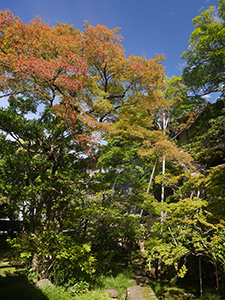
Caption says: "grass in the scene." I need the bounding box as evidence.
[0,247,15,276]
[42,286,111,300]
[43,271,133,300]
[0,247,10,262]
[93,271,133,300]
[0,263,17,276]
[0,244,133,300]
[0,273,113,300]
[0,246,22,277]
[0,270,133,300]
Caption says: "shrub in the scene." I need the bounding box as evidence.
[8,231,96,285]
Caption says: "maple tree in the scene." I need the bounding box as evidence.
[98,76,205,284]
[102,72,221,294]
[0,10,166,280]
[0,4,224,297]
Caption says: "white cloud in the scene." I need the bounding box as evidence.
[202,94,211,100]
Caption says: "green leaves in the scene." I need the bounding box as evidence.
[9,231,96,284]
[181,3,225,96]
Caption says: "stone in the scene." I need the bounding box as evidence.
[135,276,150,285]
[127,285,158,300]
[102,288,119,298]
[35,279,54,289]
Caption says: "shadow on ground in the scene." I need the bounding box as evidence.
[0,273,49,300]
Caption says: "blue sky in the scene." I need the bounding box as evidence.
[0,0,219,78]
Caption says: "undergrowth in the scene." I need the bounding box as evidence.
[0,270,133,300]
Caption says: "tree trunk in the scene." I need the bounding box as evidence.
[156,115,168,281]
[199,256,203,296]
[157,154,165,281]
[160,154,165,226]
[32,253,39,274]
[147,160,157,194]
[156,256,162,281]
[160,114,167,219]
[140,160,157,217]
[214,261,219,288]
[55,198,72,234]
[161,154,165,204]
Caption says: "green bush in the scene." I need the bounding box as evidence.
[196,289,224,300]
[8,231,96,285]
[156,285,191,300]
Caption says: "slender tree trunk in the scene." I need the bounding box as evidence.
[30,201,35,233]
[161,114,167,208]
[158,154,165,281]
[34,195,45,232]
[158,115,167,280]
[147,160,157,194]
[161,154,165,203]
[214,261,219,288]
[168,226,178,246]
[157,256,162,281]
[199,256,203,296]
[160,154,165,225]
[55,198,72,234]
[140,160,157,217]
[32,253,39,274]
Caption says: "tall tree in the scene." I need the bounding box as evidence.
[0,10,166,280]
[181,0,225,97]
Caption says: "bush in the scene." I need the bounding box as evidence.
[157,285,191,300]
[8,231,96,285]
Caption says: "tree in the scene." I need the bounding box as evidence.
[181,0,225,97]
[97,75,205,284]
[178,2,225,293]
[186,99,225,173]
[0,10,166,280]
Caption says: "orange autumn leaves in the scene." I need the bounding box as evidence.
[0,10,169,154]
[0,10,87,96]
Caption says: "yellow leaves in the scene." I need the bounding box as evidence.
[166,197,206,216]
[94,96,113,113]
[88,79,114,113]
[177,264,188,278]
[198,218,217,230]
[139,138,193,170]
[127,54,166,90]
[155,173,180,187]
[158,140,193,167]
